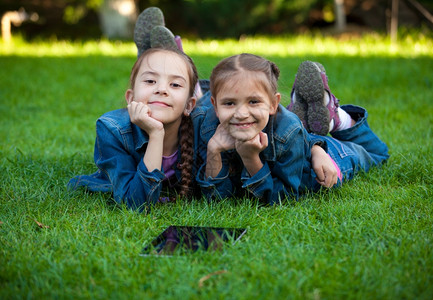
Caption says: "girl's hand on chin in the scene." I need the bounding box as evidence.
[209,124,236,153]
[127,101,164,135]
[235,131,268,158]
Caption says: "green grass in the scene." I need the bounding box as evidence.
[1,33,432,299]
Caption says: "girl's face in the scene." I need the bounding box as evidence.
[125,51,195,126]
[212,72,280,141]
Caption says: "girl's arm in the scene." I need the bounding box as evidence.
[235,131,267,176]
[239,126,307,204]
[128,101,164,172]
[95,116,165,210]
[197,124,237,200]
[205,124,235,178]
[311,145,339,188]
[205,139,224,178]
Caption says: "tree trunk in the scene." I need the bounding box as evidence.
[390,0,399,43]
[98,0,138,39]
[334,0,346,31]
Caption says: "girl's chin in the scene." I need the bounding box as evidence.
[229,131,259,142]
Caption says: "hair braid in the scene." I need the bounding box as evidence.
[178,114,194,198]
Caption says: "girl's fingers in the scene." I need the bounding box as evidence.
[259,132,268,148]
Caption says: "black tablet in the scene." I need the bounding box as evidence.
[140,226,247,256]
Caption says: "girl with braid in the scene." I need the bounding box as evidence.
[69,45,199,210]
[69,8,205,210]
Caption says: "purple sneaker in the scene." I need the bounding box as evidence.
[294,61,341,136]
[134,7,165,57]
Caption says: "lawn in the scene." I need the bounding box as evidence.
[1,33,432,299]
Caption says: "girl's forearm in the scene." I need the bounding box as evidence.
[241,155,263,177]
[205,149,223,178]
[143,134,164,172]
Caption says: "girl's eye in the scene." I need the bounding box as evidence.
[144,79,155,84]
[222,101,234,106]
[249,99,260,104]
[171,83,182,88]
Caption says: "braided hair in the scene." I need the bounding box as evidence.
[178,114,195,197]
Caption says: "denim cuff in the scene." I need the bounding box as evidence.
[332,105,368,139]
[67,171,113,193]
[196,162,230,187]
[341,104,367,124]
[309,135,329,152]
[137,159,165,183]
[241,162,271,189]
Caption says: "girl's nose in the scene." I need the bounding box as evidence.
[234,104,249,118]
[154,83,168,96]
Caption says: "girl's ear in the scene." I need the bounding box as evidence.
[125,89,133,104]
[184,96,197,116]
[269,93,281,115]
[211,96,219,117]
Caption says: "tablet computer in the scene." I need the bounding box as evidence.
[140,226,247,256]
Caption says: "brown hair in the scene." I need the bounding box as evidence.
[129,47,198,97]
[129,47,198,199]
[209,53,280,100]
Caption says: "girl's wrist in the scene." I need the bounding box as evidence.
[241,155,263,176]
[148,129,165,140]
[208,138,223,155]
[311,144,325,154]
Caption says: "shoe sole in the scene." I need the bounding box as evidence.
[289,97,309,130]
[134,7,165,57]
[295,61,330,135]
[150,26,178,50]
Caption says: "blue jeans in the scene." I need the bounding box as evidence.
[321,105,389,184]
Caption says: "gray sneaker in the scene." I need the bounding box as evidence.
[150,26,178,51]
[134,7,165,57]
[288,61,341,135]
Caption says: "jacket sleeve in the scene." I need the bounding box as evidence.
[94,117,165,210]
[196,162,236,200]
[240,126,307,205]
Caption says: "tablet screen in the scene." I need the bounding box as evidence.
[140,226,247,256]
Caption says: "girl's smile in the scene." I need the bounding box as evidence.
[231,121,256,128]
[149,101,171,107]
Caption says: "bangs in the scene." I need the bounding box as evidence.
[216,71,273,99]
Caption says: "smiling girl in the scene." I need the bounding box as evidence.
[69,47,199,210]
[194,54,389,204]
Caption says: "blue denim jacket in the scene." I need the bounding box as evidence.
[191,93,327,205]
[68,80,212,210]
[68,108,187,210]
[192,93,389,205]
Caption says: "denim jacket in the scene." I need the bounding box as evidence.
[191,95,327,205]
[68,108,187,210]
[68,81,212,210]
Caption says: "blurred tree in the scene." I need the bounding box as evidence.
[143,0,318,38]
[333,0,346,31]
[98,0,138,39]
[64,0,138,39]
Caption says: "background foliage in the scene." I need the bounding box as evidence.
[1,0,433,39]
